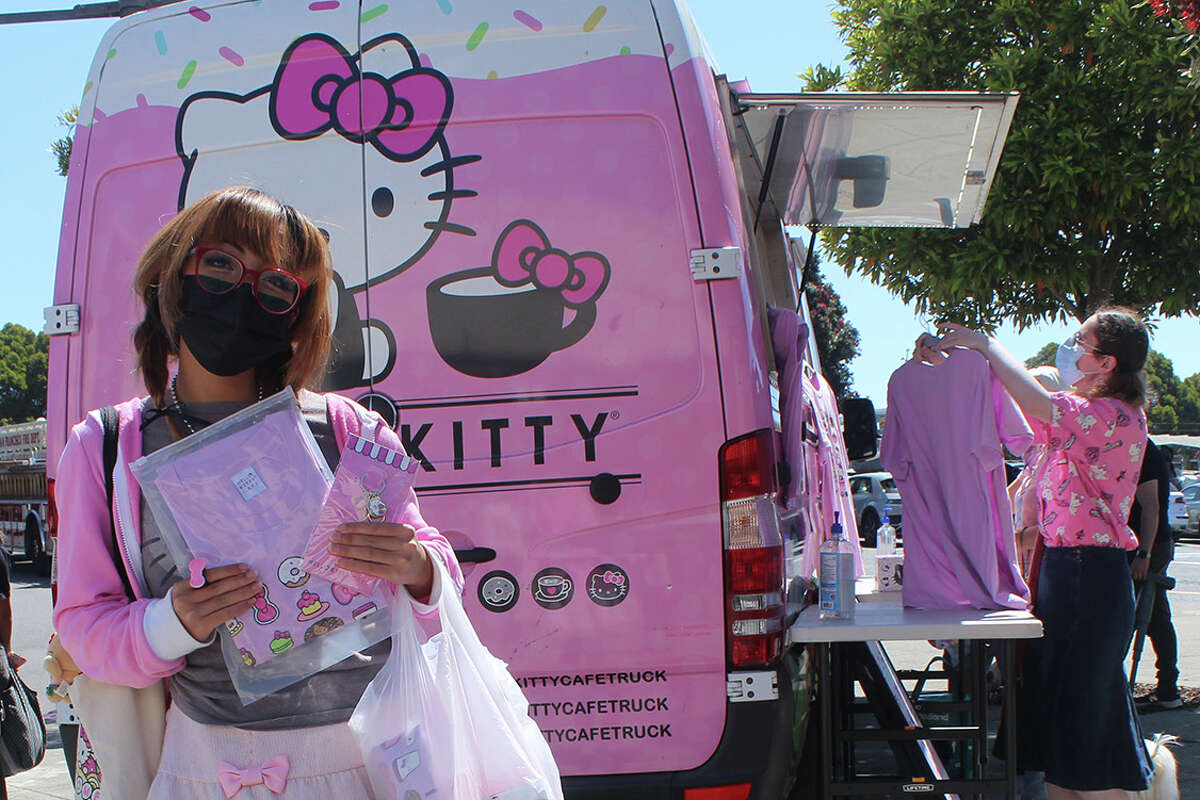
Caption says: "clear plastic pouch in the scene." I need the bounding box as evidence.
[130,388,392,704]
[301,434,420,596]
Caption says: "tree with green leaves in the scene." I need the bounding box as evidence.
[805,261,861,401]
[811,0,1200,329]
[1143,350,1200,433]
[50,107,77,177]
[0,324,49,424]
[1026,341,1060,369]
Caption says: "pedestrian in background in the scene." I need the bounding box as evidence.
[1131,438,1181,709]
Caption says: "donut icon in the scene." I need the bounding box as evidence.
[277,556,310,589]
[477,570,518,613]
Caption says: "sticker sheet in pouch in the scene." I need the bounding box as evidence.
[301,434,420,595]
[131,389,393,703]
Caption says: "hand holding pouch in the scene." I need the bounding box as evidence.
[301,434,420,595]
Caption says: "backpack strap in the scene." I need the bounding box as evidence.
[99,406,136,603]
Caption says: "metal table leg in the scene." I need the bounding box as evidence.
[1004,639,1017,799]
[820,642,833,800]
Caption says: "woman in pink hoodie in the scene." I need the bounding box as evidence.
[52,186,462,799]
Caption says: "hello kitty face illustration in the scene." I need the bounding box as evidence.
[177,32,480,388]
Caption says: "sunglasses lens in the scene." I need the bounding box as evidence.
[256,270,301,314]
[195,250,242,294]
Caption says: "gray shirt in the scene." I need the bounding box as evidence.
[139,390,389,730]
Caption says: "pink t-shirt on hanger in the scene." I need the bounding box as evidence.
[881,350,1032,610]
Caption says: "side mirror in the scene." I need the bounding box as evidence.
[842,397,878,461]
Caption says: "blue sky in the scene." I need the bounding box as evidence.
[0,0,1195,408]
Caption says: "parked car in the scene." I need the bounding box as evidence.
[850,472,902,547]
[1180,483,1200,537]
[1168,489,1190,534]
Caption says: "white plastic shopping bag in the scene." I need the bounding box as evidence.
[350,558,563,800]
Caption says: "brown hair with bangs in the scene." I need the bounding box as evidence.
[1083,306,1149,408]
[132,186,332,406]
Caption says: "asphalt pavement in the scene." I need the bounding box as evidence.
[7,540,1200,797]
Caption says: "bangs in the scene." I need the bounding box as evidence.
[193,188,327,282]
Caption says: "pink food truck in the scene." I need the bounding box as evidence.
[43,1,1017,796]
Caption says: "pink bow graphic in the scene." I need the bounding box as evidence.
[217,755,290,798]
[270,33,451,162]
[603,570,626,586]
[492,220,611,308]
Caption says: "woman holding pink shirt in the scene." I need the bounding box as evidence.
[917,308,1153,799]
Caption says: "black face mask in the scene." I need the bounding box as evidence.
[177,277,294,377]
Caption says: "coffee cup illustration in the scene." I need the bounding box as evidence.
[535,574,571,601]
[427,219,610,378]
[531,567,574,609]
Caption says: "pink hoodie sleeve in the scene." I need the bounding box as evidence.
[52,415,185,687]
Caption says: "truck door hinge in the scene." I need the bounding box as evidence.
[44,304,80,335]
[726,671,779,702]
[690,247,743,280]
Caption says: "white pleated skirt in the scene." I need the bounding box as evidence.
[148,704,377,799]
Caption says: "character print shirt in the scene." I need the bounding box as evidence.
[1036,392,1147,550]
[881,350,1032,610]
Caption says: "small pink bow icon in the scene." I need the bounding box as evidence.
[603,570,626,586]
[270,33,451,162]
[217,755,290,797]
[492,219,611,308]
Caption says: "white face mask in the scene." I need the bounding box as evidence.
[1055,334,1100,388]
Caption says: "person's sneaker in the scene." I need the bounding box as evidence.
[1135,690,1183,709]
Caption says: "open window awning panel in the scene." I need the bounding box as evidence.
[735,92,1020,229]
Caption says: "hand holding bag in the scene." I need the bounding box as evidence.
[0,643,46,777]
[350,558,563,800]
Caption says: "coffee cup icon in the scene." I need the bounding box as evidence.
[534,574,571,602]
[426,220,610,378]
[531,568,574,609]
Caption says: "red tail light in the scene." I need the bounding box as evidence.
[47,478,58,603]
[683,784,752,800]
[718,430,784,668]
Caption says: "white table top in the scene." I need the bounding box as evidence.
[790,602,1043,643]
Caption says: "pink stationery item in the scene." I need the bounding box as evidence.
[217,754,290,798]
[365,726,438,800]
[301,434,421,595]
[188,557,207,588]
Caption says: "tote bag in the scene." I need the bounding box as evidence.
[350,559,562,800]
[0,643,46,777]
[60,405,166,800]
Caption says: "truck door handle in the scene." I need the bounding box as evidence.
[454,546,497,564]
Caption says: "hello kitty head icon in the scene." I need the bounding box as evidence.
[176,32,481,387]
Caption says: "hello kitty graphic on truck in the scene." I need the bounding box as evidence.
[178,30,479,389]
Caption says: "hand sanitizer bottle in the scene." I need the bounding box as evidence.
[877,508,896,555]
[819,512,855,620]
